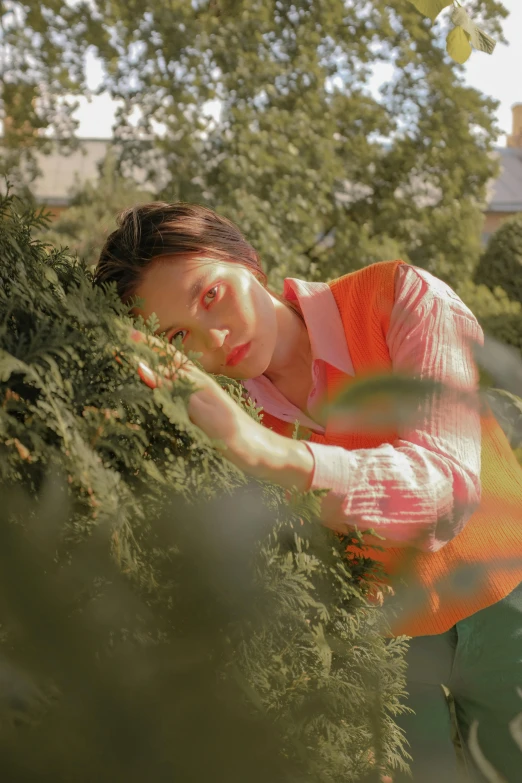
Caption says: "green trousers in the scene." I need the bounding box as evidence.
[392,580,522,783]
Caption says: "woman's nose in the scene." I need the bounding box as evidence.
[207,328,229,350]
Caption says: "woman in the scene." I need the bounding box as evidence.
[93,202,522,783]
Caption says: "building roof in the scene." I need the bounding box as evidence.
[28,138,156,206]
[9,138,522,214]
[30,139,110,206]
[486,147,522,213]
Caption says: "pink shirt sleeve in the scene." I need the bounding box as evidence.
[304,264,484,552]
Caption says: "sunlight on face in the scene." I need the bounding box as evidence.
[131,257,280,379]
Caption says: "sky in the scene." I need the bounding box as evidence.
[73,1,522,145]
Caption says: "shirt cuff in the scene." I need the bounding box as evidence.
[304,440,353,494]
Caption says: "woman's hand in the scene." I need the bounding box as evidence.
[127,328,273,476]
[123,327,315,493]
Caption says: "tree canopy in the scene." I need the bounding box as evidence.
[2,0,509,287]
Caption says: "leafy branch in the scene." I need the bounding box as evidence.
[407,0,498,64]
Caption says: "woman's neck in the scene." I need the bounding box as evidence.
[263,299,312,386]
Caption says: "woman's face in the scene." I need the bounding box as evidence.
[131,257,281,380]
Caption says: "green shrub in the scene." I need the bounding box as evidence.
[0,189,410,782]
[456,278,522,357]
[474,214,522,304]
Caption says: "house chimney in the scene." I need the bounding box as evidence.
[507,103,522,148]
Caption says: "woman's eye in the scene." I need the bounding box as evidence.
[169,285,219,344]
[171,330,186,344]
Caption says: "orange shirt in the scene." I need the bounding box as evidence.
[253,260,522,638]
[242,263,482,552]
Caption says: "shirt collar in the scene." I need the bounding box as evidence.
[281,277,353,375]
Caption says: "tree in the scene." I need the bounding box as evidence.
[474,213,522,304]
[3,0,509,289]
[457,275,522,356]
[454,274,522,465]
[449,214,522,368]
[0,188,410,781]
[0,0,115,191]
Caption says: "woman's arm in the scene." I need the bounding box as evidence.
[253,265,483,553]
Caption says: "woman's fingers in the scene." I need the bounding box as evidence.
[129,328,145,343]
[128,327,195,392]
[137,362,160,389]
[129,327,188,365]
[130,328,166,355]
[137,358,191,389]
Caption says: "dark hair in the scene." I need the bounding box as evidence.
[93,201,304,323]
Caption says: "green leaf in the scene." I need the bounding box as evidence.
[451,7,497,54]
[509,699,522,754]
[484,388,522,449]
[43,266,59,285]
[408,0,452,22]
[0,351,30,382]
[446,25,473,64]
[319,373,447,434]
[312,623,332,676]
[141,457,168,484]
[473,26,497,55]
[487,388,522,417]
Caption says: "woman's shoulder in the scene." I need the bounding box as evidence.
[395,264,478,321]
[326,259,406,296]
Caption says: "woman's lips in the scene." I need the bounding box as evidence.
[225,341,251,367]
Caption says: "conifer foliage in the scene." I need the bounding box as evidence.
[474,214,522,306]
[0,191,410,782]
